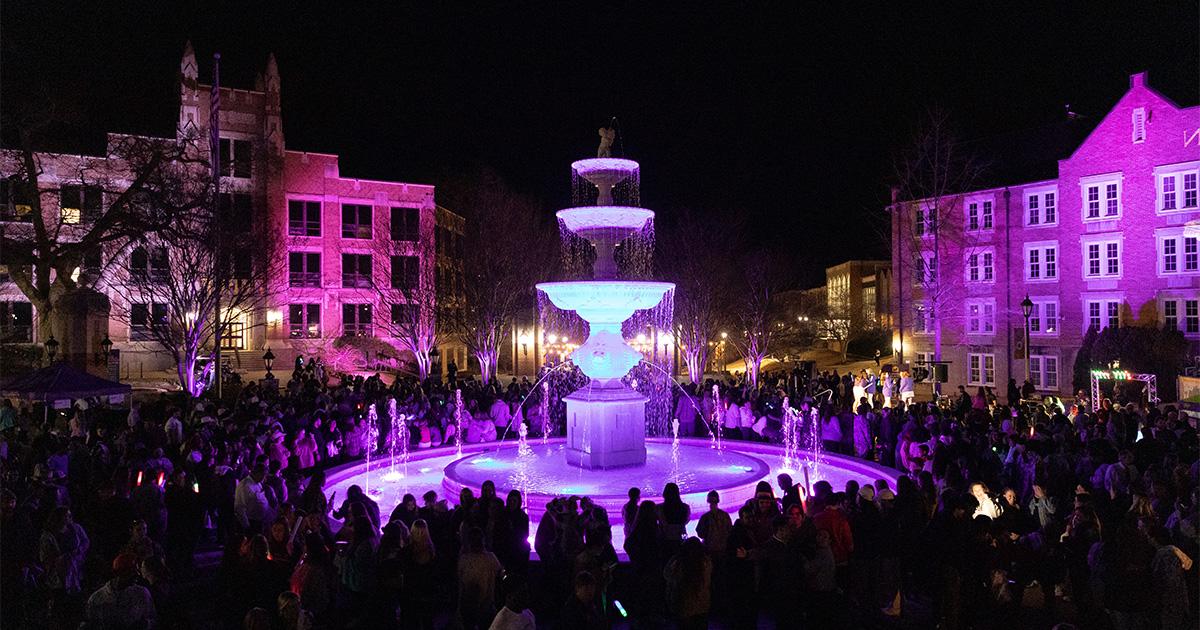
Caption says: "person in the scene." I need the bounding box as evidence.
[488,574,535,630]
[696,490,732,557]
[663,537,712,630]
[560,571,607,630]
[402,520,438,630]
[458,526,503,630]
[621,487,640,539]
[289,533,335,622]
[874,348,882,367]
[40,506,90,597]
[970,482,1003,520]
[658,483,691,547]
[276,591,314,630]
[899,370,915,405]
[84,553,155,630]
[234,462,271,533]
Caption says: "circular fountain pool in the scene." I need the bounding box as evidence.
[323,437,901,553]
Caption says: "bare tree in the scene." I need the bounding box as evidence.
[661,209,738,383]
[735,252,782,387]
[892,109,984,384]
[108,194,284,396]
[439,169,553,384]
[362,231,439,380]
[1,125,210,352]
[817,282,881,363]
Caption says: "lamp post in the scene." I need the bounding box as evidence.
[99,335,113,366]
[262,347,276,379]
[1021,295,1034,392]
[44,335,59,365]
[429,346,441,380]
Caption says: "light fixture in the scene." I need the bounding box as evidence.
[45,335,59,363]
[1021,295,1034,320]
[98,335,113,365]
[262,347,276,379]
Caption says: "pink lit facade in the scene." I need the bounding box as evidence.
[891,72,1200,396]
[0,44,444,375]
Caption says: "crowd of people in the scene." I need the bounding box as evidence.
[0,355,1196,629]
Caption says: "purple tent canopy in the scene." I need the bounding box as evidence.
[0,362,131,402]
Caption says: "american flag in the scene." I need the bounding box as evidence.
[210,53,221,185]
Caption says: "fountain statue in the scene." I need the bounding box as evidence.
[597,125,616,158]
[537,148,673,468]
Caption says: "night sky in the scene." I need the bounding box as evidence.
[3,2,1197,287]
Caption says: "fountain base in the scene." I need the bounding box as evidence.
[564,383,648,469]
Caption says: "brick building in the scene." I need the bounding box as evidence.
[890,72,1200,396]
[1,43,454,377]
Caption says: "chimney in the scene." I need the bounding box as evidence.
[1130,72,1147,89]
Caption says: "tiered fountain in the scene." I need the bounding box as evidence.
[536,157,674,468]
[321,136,900,548]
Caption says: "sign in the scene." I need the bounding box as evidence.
[1013,327,1026,360]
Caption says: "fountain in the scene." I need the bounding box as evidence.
[321,141,900,550]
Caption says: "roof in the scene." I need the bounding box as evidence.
[1,362,131,402]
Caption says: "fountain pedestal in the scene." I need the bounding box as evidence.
[564,383,648,469]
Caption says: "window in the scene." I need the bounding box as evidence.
[1158,167,1200,213]
[1,176,33,222]
[341,204,372,239]
[342,253,372,288]
[914,205,936,236]
[218,193,253,233]
[219,138,252,178]
[0,301,33,342]
[965,300,995,334]
[966,200,993,231]
[913,303,933,334]
[82,249,102,275]
[391,255,419,290]
[1085,298,1121,332]
[391,207,419,241]
[919,253,937,285]
[967,353,995,386]
[966,249,994,282]
[1159,233,1199,275]
[1082,177,1121,220]
[1162,298,1200,335]
[288,252,321,287]
[60,185,102,224]
[1029,299,1059,336]
[1132,107,1146,143]
[288,304,321,338]
[390,303,419,327]
[343,303,372,337]
[1025,242,1058,281]
[1030,355,1059,390]
[230,251,251,280]
[288,200,321,236]
[1026,189,1057,226]
[130,302,168,341]
[1083,239,1120,278]
[130,246,169,283]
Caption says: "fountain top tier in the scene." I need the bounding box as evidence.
[572,158,640,207]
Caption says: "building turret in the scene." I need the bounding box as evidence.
[263,52,284,155]
[178,41,200,137]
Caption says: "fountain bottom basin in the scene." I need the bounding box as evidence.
[324,438,902,551]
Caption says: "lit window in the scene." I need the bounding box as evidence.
[968,353,995,386]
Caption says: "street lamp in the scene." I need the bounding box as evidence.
[1021,295,1034,392]
[44,335,59,364]
[98,335,112,365]
[262,347,276,379]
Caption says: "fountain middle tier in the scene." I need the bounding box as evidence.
[536,280,674,324]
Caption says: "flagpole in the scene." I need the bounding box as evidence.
[211,52,223,400]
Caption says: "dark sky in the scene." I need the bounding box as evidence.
[3,2,1197,286]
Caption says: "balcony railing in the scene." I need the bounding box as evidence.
[289,271,321,288]
[289,220,320,237]
[131,269,170,284]
[289,323,321,339]
[343,323,372,337]
[342,273,372,289]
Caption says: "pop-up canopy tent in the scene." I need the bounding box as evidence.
[1,361,131,403]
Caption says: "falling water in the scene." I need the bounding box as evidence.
[365,403,380,495]
[453,389,466,457]
[539,381,551,445]
[670,418,681,480]
[806,406,825,484]
[383,398,409,483]
[711,384,723,452]
[781,397,800,472]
